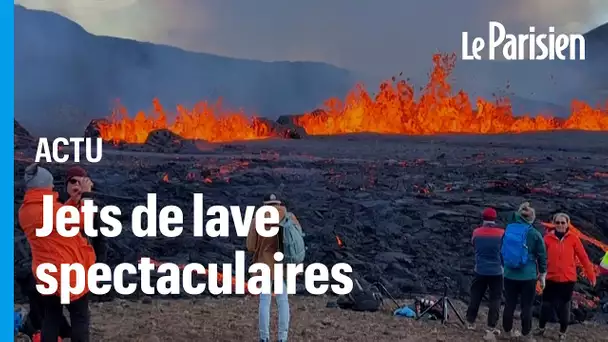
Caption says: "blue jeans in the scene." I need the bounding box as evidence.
[259,290,289,341]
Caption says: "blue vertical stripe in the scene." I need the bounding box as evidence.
[2,3,15,340]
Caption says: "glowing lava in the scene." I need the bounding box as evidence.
[98,99,273,143]
[97,53,608,143]
[296,54,608,135]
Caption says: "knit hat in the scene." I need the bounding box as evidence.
[482,207,497,221]
[518,202,536,223]
[24,163,54,189]
[263,193,281,205]
[66,166,87,183]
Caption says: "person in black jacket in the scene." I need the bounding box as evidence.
[64,166,108,262]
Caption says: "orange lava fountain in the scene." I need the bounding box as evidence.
[98,99,273,144]
[97,53,608,143]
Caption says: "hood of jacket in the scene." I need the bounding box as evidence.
[22,188,59,205]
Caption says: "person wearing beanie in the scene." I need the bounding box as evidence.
[16,164,72,339]
[534,213,596,340]
[247,193,302,342]
[466,207,504,338]
[18,163,96,342]
[64,166,108,264]
[508,201,543,234]
[65,166,89,200]
[501,201,547,341]
[23,164,54,189]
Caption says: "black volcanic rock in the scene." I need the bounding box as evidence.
[255,117,307,139]
[144,129,203,154]
[277,109,326,126]
[14,120,36,149]
[84,119,109,138]
[13,132,608,315]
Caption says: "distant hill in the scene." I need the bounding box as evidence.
[15,4,607,137]
[14,5,356,137]
[584,22,608,48]
[451,21,608,114]
[583,22,608,96]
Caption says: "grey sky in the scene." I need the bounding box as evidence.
[15,0,608,80]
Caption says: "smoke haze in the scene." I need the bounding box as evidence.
[15,0,608,76]
[13,1,608,136]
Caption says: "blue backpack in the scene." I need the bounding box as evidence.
[501,223,532,268]
[280,212,306,263]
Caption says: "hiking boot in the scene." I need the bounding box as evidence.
[466,323,476,330]
[507,330,522,338]
[486,328,501,336]
[558,332,567,341]
[533,328,545,337]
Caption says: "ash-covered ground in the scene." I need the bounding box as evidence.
[13,122,608,308]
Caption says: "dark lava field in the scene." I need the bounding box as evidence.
[13,122,608,305]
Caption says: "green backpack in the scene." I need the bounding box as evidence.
[280,213,306,263]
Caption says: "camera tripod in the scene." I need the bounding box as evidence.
[415,280,465,325]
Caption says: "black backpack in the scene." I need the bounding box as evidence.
[337,278,383,312]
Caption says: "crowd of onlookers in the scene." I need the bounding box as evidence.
[467,202,597,342]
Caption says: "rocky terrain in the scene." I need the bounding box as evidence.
[14,121,608,311]
[15,296,608,341]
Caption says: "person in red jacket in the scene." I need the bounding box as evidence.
[534,213,596,340]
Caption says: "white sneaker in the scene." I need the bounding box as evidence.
[486,328,501,336]
[466,323,476,330]
[483,330,498,341]
[532,328,545,337]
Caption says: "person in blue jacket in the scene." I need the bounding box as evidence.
[466,207,504,338]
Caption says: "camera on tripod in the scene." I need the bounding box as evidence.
[414,277,465,325]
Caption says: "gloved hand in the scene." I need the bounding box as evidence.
[539,273,547,290]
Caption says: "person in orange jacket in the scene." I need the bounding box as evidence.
[534,213,596,341]
[18,163,96,342]
[19,166,108,340]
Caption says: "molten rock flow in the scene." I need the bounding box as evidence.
[95,53,608,144]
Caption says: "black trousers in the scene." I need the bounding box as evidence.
[41,293,90,342]
[466,273,503,328]
[539,280,575,333]
[502,278,537,336]
[16,271,71,338]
